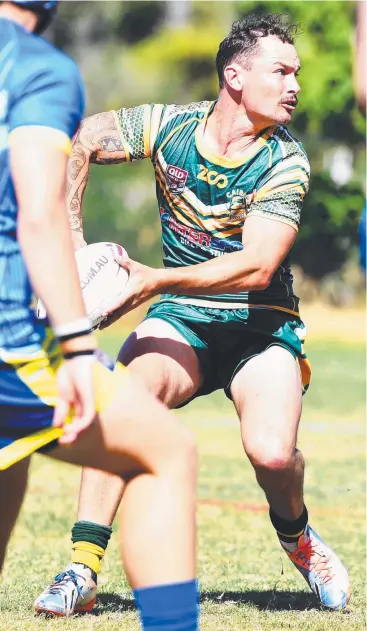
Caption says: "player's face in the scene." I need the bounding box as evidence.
[240,36,301,127]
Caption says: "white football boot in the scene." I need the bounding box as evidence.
[34,563,97,616]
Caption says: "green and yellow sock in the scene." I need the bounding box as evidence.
[71,520,113,574]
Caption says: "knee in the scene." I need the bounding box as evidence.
[245,440,295,475]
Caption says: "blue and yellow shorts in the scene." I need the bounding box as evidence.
[0,332,123,465]
[145,299,311,406]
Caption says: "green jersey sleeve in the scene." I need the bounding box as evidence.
[248,151,310,231]
[115,104,164,162]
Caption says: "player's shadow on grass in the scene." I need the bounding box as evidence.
[92,593,135,614]
[91,589,335,614]
[201,589,318,611]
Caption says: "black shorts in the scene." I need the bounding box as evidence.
[144,299,311,407]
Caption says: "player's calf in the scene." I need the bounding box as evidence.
[35,372,199,627]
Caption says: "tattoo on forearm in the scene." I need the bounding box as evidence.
[69,213,83,233]
[92,113,125,165]
[67,111,125,233]
[95,156,123,165]
[68,146,87,180]
[95,137,124,163]
[68,173,88,233]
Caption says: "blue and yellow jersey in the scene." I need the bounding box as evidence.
[0,18,85,352]
[114,100,310,316]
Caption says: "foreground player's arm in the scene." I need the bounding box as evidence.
[10,53,98,439]
[10,128,95,352]
[11,128,98,439]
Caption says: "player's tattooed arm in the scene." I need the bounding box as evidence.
[67,111,126,235]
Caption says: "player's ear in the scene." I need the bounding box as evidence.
[223,62,244,93]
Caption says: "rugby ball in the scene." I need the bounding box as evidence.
[37,242,129,329]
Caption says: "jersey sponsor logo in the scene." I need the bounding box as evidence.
[160,208,242,256]
[197,165,228,189]
[226,188,248,219]
[166,164,188,193]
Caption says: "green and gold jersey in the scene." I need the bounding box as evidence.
[114,100,310,316]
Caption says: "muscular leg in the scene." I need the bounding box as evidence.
[77,317,202,527]
[230,345,304,520]
[48,368,198,587]
[0,457,30,571]
[32,320,202,621]
[230,344,350,611]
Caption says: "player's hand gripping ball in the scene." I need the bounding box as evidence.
[36,242,129,329]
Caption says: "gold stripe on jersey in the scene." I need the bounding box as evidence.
[250,186,303,230]
[194,106,276,169]
[116,105,151,161]
[143,104,152,157]
[155,162,215,230]
[156,118,201,156]
[269,171,309,189]
[155,158,242,228]
[266,142,274,169]
[155,172,196,229]
[259,125,277,169]
[156,154,230,219]
[258,167,309,196]
[259,166,309,192]
[166,297,300,317]
[112,110,131,163]
[270,154,310,177]
[195,126,270,169]
[255,183,306,202]
[155,165,243,238]
[156,169,242,238]
[259,177,308,198]
[150,104,164,154]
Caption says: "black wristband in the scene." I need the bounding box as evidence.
[63,349,96,360]
[57,329,92,343]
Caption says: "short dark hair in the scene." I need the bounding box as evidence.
[216,13,300,89]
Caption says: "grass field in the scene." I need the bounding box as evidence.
[0,312,365,631]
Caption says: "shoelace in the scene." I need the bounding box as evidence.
[47,570,84,598]
[294,539,336,585]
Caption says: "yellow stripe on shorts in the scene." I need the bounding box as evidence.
[0,356,127,470]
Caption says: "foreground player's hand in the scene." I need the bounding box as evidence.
[99,249,157,329]
[52,355,97,444]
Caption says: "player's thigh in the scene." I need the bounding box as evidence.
[0,457,30,569]
[0,348,195,482]
[230,345,302,465]
[49,366,197,481]
[118,317,203,407]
